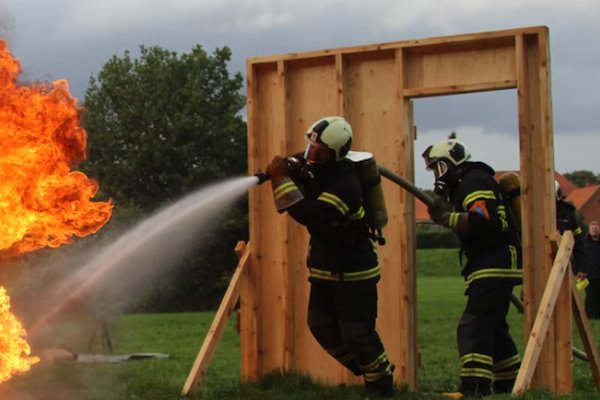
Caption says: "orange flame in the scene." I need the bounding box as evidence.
[0,287,39,383]
[0,40,113,380]
[0,40,112,256]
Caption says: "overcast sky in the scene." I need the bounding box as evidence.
[1,0,599,188]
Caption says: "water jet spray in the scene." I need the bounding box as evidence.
[29,176,257,339]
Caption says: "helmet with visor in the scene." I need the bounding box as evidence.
[304,116,353,165]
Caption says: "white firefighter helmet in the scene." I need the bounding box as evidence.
[422,132,470,177]
[555,179,563,200]
[422,132,471,194]
[304,116,353,164]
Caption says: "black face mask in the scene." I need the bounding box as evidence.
[287,156,315,181]
[428,159,449,196]
[434,179,448,196]
[433,164,459,198]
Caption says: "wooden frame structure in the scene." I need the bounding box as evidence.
[182,26,600,396]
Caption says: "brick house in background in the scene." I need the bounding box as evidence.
[567,184,600,224]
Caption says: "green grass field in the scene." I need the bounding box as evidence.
[3,248,600,399]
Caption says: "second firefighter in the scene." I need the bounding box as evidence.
[422,133,523,398]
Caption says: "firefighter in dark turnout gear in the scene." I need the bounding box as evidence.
[266,116,394,397]
[423,133,522,399]
[555,180,586,275]
[584,221,600,318]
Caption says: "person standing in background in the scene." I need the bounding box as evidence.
[584,220,600,319]
[555,180,586,276]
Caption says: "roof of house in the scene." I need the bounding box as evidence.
[567,184,600,209]
[555,174,579,197]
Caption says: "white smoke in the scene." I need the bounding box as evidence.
[0,3,16,43]
[27,176,257,337]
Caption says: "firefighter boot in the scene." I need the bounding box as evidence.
[365,374,393,398]
[365,363,394,398]
[493,379,515,394]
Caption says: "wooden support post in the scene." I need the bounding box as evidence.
[181,241,251,396]
[512,232,573,395]
[571,275,600,389]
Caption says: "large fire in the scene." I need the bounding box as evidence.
[0,287,38,383]
[0,39,113,381]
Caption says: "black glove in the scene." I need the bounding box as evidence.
[428,198,450,227]
[287,156,313,181]
[266,156,288,182]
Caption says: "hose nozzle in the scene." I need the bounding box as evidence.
[254,171,270,185]
[254,156,309,185]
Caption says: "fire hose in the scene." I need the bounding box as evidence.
[378,165,435,208]
[255,163,589,361]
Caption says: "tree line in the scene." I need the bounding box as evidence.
[80,45,249,312]
[564,171,600,188]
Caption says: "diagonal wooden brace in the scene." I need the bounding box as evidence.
[512,231,573,395]
[181,241,250,396]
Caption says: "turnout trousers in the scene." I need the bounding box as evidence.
[307,281,394,396]
[457,280,521,396]
[585,278,600,319]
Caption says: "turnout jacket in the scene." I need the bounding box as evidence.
[584,234,600,280]
[448,162,522,292]
[556,199,586,274]
[282,160,379,284]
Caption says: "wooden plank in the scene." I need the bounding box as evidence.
[343,49,408,386]
[515,34,533,335]
[516,28,558,390]
[392,46,419,389]
[554,258,572,393]
[403,100,419,389]
[550,231,570,393]
[181,242,251,396]
[513,232,574,396]
[403,43,516,93]
[246,26,547,65]
[535,28,563,392]
[278,60,293,373]
[243,61,261,381]
[249,61,281,379]
[257,60,288,375]
[335,54,345,114]
[284,55,341,382]
[571,276,600,389]
[343,51,396,145]
[403,80,516,98]
[336,53,359,385]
